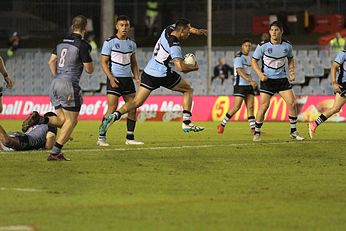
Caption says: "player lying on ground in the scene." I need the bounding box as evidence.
[0,112,57,151]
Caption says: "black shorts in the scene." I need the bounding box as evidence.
[0,86,3,97]
[7,132,30,151]
[107,77,136,96]
[140,71,182,91]
[233,85,255,98]
[260,78,292,96]
[337,82,346,97]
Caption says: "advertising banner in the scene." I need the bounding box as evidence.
[0,95,345,122]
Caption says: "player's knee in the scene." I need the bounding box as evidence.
[128,109,136,119]
[247,105,254,112]
[287,101,296,110]
[332,107,341,114]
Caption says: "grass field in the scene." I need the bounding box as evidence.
[0,120,345,231]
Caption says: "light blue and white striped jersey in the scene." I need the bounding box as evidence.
[233,52,251,86]
[252,40,293,79]
[101,36,136,77]
[144,24,183,77]
[334,50,346,83]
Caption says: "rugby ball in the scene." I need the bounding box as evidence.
[184,53,197,65]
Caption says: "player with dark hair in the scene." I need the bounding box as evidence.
[308,48,346,138]
[251,21,304,142]
[0,55,14,113]
[99,19,207,136]
[217,39,257,134]
[97,15,143,146]
[0,112,57,151]
[22,15,94,160]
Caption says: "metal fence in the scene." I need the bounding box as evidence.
[0,0,345,41]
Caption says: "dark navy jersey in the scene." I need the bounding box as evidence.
[26,124,57,149]
[52,33,92,84]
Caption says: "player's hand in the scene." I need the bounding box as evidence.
[4,76,13,89]
[289,74,295,82]
[197,29,208,36]
[258,72,267,81]
[109,77,119,88]
[193,62,199,71]
[190,28,208,36]
[333,83,342,93]
[250,80,257,89]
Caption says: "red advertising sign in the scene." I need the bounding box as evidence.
[0,95,345,122]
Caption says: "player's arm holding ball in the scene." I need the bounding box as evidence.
[173,56,198,74]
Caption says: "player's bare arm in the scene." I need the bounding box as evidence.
[189,27,208,36]
[287,57,295,82]
[251,58,267,81]
[100,55,119,87]
[331,61,342,93]
[0,56,13,89]
[173,58,199,73]
[48,54,58,76]
[237,68,257,88]
[83,62,94,74]
[130,54,140,85]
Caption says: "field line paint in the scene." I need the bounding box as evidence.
[0,225,35,231]
[1,140,332,154]
[0,187,45,192]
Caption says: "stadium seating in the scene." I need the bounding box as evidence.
[2,48,337,96]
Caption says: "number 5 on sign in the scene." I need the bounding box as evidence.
[212,96,230,121]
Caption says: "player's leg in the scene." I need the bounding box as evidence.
[0,125,22,150]
[218,96,244,134]
[253,92,271,141]
[99,86,152,135]
[123,93,144,145]
[171,78,204,132]
[97,94,119,146]
[48,109,77,161]
[279,89,304,140]
[0,95,3,113]
[244,94,256,133]
[309,93,346,138]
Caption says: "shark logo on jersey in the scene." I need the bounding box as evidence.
[267,48,272,54]
[115,43,120,49]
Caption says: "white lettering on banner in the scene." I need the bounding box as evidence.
[160,101,182,112]
[23,101,54,115]
[79,101,102,115]
[102,101,108,114]
[139,104,158,112]
[2,101,23,115]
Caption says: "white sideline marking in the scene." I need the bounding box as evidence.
[7,140,312,154]
[0,225,35,231]
[0,140,332,154]
[0,187,45,192]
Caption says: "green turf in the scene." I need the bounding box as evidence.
[0,120,345,231]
